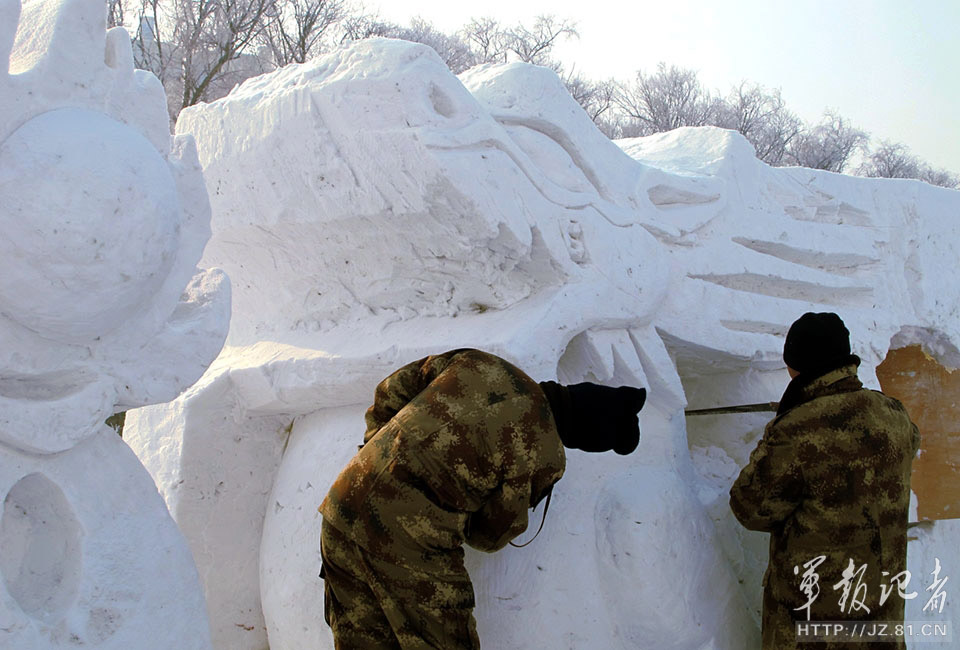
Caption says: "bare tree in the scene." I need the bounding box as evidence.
[337,11,397,41]
[564,71,616,121]
[129,0,277,119]
[503,15,577,68]
[758,105,804,166]
[459,14,577,70]
[262,0,346,66]
[858,140,922,179]
[460,17,508,64]
[784,110,867,173]
[920,167,960,189]
[113,0,959,185]
[180,0,276,109]
[614,63,720,136]
[106,0,125,27]
[716,82,802,165]
[858,141,960,189]
[336,15,477,73]
[132,0,175,100]
[389,17,477,74]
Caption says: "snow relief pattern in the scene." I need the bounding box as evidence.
[0,0,229,454]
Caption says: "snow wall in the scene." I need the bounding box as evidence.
[1,0,230,647]
[124,38,960,649]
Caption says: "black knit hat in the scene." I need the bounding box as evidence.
[783,312,851,375]
[539,381,646,455]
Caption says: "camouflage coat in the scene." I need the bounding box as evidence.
[730,362,919,650]
[319,349,566,568]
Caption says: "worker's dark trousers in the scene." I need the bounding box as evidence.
[320,520,481,650]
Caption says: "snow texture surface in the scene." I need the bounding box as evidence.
[1,0,229,646]
[120,37,959,650]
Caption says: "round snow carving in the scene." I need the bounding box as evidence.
[0,108,181,343]
[0,473,83,622]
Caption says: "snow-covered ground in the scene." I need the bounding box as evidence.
[3,1,959,648]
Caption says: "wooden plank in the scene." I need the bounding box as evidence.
[876,345,960,521]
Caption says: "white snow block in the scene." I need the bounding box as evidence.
[0,430,213,649]
[618,127,960,379]
[1,0,230,455]
[260,406,365,650]
[177,38,664,350]
[124,371,290,650]
[125,343,434,650]
[125,343,396,650]
[1,0,229,647]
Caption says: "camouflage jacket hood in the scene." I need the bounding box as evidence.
[730,362,920,649]
[319,349,566,565]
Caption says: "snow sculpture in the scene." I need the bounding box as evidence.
[0,0,229,647]
[125,38,960,649]
[618,128,960,636]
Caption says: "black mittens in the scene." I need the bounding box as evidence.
[539,381,646,455]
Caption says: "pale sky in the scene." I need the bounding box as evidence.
[369,0,960,175]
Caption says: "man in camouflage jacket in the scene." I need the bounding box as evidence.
[730,313,920,649]
[319,348,646,649]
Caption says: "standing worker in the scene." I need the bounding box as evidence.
[730,313,920,649]
[318,348,646,649]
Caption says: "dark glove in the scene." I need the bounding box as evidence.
[540,381,646,455]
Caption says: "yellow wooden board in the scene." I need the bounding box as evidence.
[876,345,960,521]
